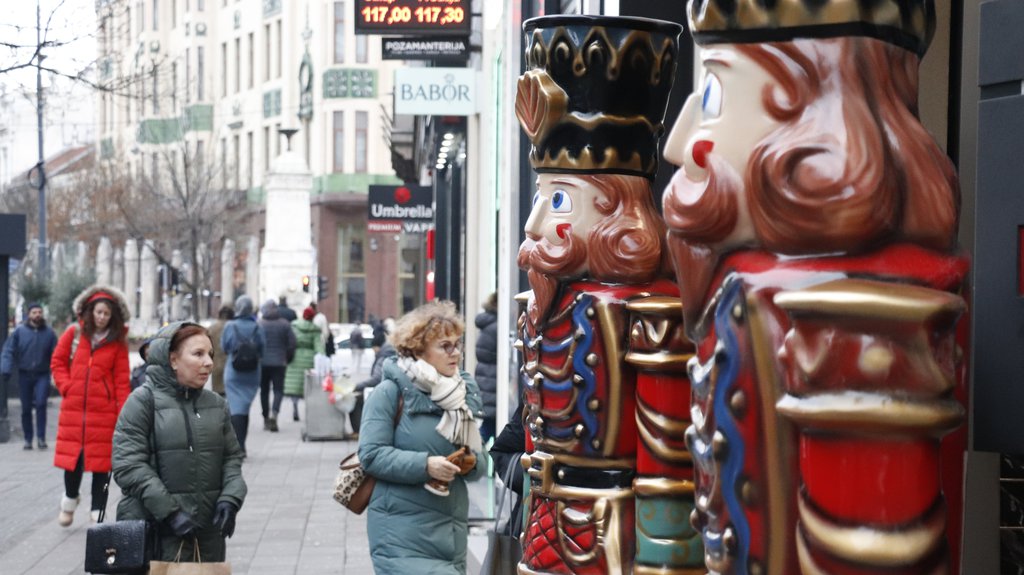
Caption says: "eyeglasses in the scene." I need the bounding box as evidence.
[439,340,464,356]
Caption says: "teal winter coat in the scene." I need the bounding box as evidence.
[112,322,247,562]
[358,357,485,575]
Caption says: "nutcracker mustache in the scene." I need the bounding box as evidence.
[664,153,743,330]
[518,232,587,326]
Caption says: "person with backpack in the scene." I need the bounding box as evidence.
[257,299,296,432]
[220,295,265,458]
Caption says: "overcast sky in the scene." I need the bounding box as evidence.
[2,0,98,176]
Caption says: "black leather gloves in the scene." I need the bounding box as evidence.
[212,501,238,538]
[166,510,200,538]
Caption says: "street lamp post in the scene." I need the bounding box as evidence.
[35,0,48,282]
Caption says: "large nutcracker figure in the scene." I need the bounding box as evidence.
[662,1,969,574]
[514,15,703,575]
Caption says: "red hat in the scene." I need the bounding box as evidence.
[87,291,114,306]
[302,307,316,321]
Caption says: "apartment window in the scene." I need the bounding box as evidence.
[171,0,176,27]
[247,32,254,89]
[274,122,281,156]
[263,126,271,169]
[356,35,367,63]
[196,140,205,177]
[197,0,203,10]
[152,0,158,30]
[246,131,253,189]
[171,61,177,112]
[197,46,205,100]
[221,42,227,96]
[185,47,191,104]
[332,111,344,172]
[333,2,344,63]
[355,111,367,173]
[275,20,282,79]
[220,137,227,188]
[234,38,241,93]
[263,24,271,81]
[152,67,159,114]
[233,134,240,190]
[101,94,107,133]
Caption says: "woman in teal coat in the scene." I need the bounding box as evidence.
[358,301,485,575]
[283,306,324,421]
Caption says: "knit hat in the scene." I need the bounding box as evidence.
[302,306,316,321]
[27,302,43,312]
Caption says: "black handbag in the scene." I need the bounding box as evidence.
[84,518,154,574]
[480,456,524,575]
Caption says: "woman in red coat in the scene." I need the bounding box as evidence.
[50,285,131,526]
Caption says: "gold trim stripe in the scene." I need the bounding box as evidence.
[634,477,696,496]
[776,392,964,435]
[625,351,694,370]
[798,495,946,566]
[626,296,684,313]
[773,279,965,323]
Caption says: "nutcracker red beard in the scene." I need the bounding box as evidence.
[663,37,960,330]
[518,173,669,325]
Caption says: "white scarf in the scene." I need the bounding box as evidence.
[398,356,482,452]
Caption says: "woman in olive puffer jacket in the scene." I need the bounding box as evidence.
[112,322,247,562]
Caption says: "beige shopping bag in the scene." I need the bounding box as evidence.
[148,540,231,575]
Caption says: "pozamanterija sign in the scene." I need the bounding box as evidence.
[367,185,434,233]
[382,37,469,60]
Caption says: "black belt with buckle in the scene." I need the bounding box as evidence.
[534,462,635,489]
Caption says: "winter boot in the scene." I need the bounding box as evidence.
[267,415,279,432]
[58,495,80,527]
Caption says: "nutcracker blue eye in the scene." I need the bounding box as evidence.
[702,73,722,119]
[550,189,572,213]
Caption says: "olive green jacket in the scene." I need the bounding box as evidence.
[112,322,247,562]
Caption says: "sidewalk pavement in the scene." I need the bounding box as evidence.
[0,388,493,574]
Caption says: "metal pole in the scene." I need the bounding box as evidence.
[35,0,48,281]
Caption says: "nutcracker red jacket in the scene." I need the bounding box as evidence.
[50,323,131,472]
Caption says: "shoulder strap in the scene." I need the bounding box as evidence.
[69,324,81,363]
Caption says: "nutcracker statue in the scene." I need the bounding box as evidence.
[514,15,703,575]
[662,1,969,574]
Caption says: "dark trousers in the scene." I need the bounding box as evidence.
[259,365,286,419]
[65,452,110,512]
[18,371,49,442]
[230,415,249,453]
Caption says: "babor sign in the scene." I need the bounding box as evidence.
[394,67,476,116]
[367,185,434,233]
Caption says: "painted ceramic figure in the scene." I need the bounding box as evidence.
[514,15,702,575]
[662,1,969,574]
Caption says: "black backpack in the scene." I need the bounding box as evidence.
[231,324,260,372]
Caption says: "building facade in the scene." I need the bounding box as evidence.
[94,0,412,322]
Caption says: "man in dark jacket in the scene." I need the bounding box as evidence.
[1,302,58,450]
[474,293,498,442]
[258,300,296,432]
[277,296,297,322]
[349,340,397,434]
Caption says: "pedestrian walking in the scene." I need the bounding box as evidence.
[1,302,58,450]
[283,306,324,422]
[313,311,335,357]
[277,296,297,322]
[258,299,295,432]
[474,292,499,443]
[50,285,132,526]
[350,326,396,434]
[349,324,366,372]
[359,300,485,574]
[128,339,151,391]
[221,295,265,457]
[113,322,247,564]
[207,305,234,397]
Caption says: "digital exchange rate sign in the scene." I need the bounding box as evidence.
[354,0,470,36]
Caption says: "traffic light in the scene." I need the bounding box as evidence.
[317,275,329,301]
[301,275,310,292]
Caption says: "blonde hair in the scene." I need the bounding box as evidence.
[391,301,465,358]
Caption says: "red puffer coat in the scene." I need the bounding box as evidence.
[50,324,131,472]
